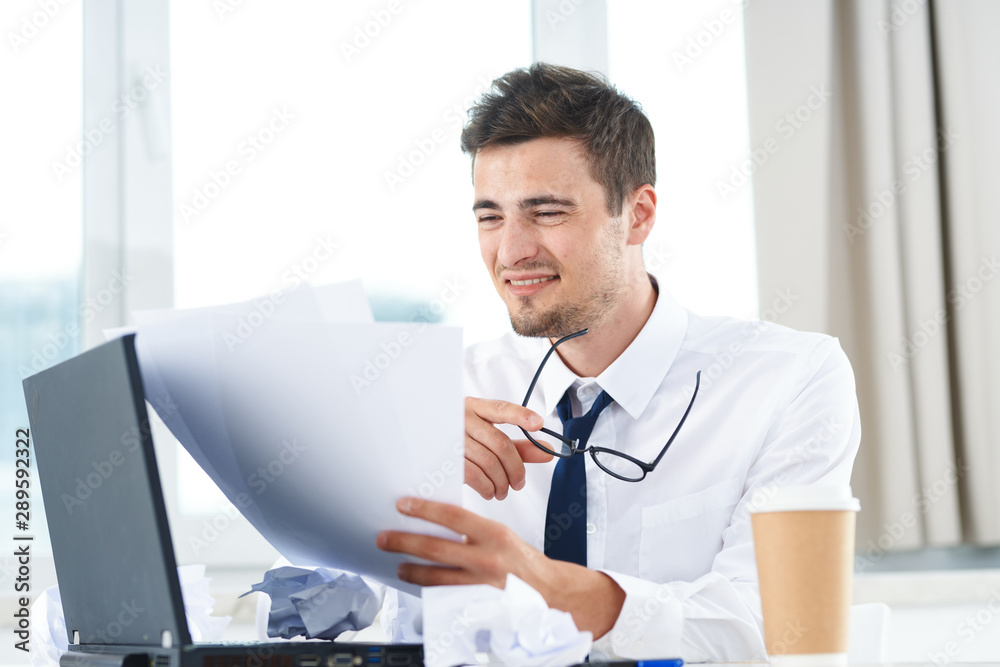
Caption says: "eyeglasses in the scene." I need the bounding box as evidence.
[519,328,701,482]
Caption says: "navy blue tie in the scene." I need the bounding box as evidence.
[544,388,614,566]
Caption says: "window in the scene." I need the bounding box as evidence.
[1,0,84,563]
[608,0,758,318]
[3,0,757,580]
[168,0,533,564]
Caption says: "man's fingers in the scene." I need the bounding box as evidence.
[396,563,485,588]
[377,498,533,592]
[465,429,523,499]
[513,438,555,463]
[464,459,496,500]
[394,497,494,539]
[377,529,466,566]
[465,397,551,499]
[467,396,543,431]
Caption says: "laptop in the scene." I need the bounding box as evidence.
[22,334,424,667]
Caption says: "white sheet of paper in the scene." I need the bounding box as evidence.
[116,282,463,594]
[104,282,377,532]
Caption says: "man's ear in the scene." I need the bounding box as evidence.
[625,184,656,246]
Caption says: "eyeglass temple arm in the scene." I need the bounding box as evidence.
[519,329,589,406]
[648,370,702,469]
[537,426,575,446]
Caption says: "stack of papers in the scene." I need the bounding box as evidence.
[111,282,464,594]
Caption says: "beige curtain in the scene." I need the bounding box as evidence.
[932,1,1000,542]
[744,0,1000,552]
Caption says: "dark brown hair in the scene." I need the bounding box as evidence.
[460,63,655,216]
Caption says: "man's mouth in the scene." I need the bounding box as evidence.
[509,276,557,286]
[504,274,559,297]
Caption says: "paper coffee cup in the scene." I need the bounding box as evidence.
[751,485,860,665]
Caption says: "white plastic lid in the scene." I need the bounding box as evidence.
[750,484,861,513]
[769,652,848,666]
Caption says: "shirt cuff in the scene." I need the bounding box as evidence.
[591,569,684,659]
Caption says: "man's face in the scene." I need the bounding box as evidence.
[473,137,627,338]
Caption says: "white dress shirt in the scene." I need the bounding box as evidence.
[462,278,861,661]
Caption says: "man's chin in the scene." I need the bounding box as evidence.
[507,307,583,339]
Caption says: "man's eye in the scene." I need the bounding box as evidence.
[478,215,501,223]
[537,211,564,218]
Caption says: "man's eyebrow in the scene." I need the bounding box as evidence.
[472,199,499,212]
[520,195,577,209]
[472,196,578,212]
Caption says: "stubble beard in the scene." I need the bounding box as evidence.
[506,219,626,338]
[509,298,598,338]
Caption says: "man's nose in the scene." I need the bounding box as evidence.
[496,216,538,268]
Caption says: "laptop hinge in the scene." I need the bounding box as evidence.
[60,651,149,667]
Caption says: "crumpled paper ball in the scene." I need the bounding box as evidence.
[422,574,592,667]
[243,565,383,640]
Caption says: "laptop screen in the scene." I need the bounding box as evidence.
[23,334,191,647]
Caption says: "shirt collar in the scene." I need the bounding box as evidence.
[534,338,578,419]
[534,275,689,420]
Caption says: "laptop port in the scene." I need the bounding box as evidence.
[386,654,410,666]
[329,654,354,667]
[299,655,321,667]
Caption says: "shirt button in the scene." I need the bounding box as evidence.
[586,522,597,535]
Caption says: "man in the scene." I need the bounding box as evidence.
[376,63,860,660]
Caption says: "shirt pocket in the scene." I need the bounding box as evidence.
[638,477,743,582]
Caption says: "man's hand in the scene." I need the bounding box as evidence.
[376,497,626,638]
[465,397,554,500]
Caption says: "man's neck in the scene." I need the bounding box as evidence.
[552,273,658,378]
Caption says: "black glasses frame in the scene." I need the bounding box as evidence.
[518,328,701,482]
